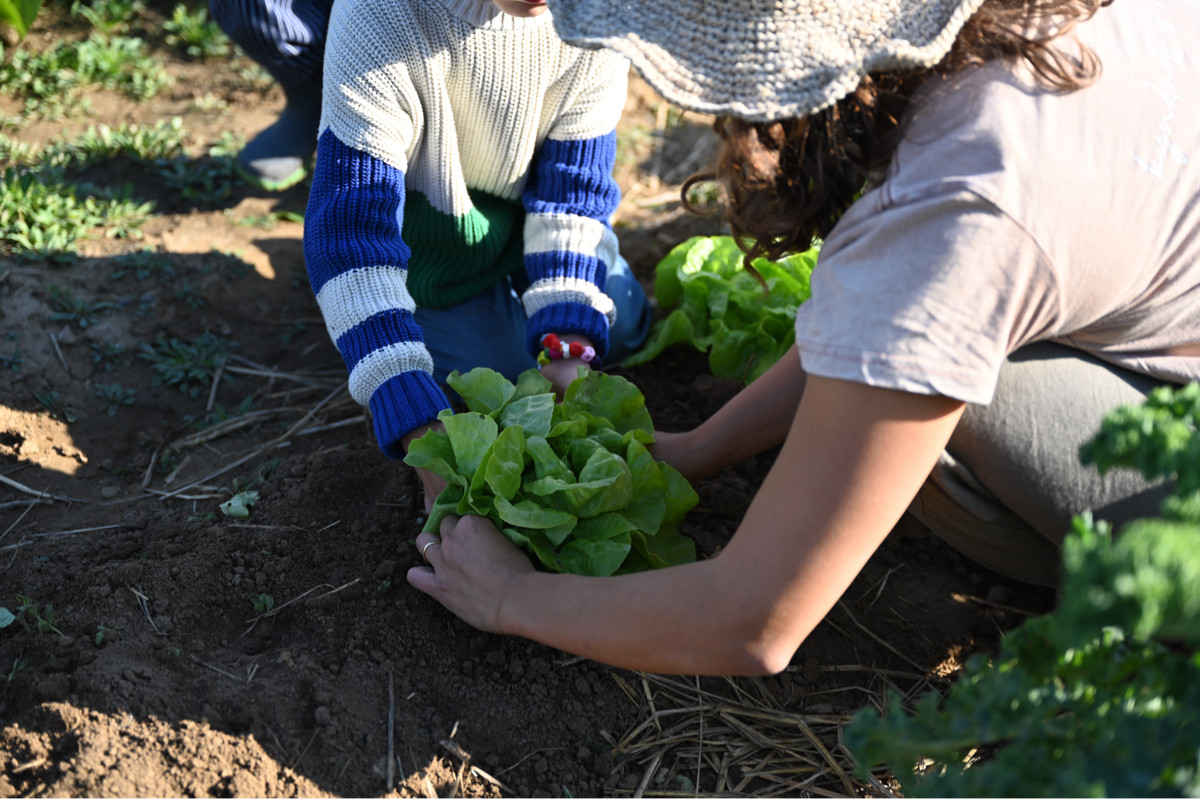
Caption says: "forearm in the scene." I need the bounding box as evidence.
[499,557,775,675]
[682,344,807,478]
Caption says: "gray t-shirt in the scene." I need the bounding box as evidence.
[794,0,1200,404]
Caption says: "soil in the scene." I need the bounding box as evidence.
[0,6,1057,798]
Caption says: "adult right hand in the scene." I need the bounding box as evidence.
[650,429,714,483]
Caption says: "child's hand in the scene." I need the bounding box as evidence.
[539,333,595,398]
[402,421,448,512]
[540,358,590,398]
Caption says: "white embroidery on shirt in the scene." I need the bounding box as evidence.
[1134,4,1188,179]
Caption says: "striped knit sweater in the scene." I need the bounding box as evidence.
[303,0,629,458]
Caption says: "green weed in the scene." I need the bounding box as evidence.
[71,0,145,34]
[0,168,153,259]
[0,349,22,371]
[92,382,136,415]
[110,248,176,282]
[139,332,234,398]
[47,283,111,327]
[155,153,243,207]
[93,623,122,645]
[0,34,172,116]
[251,593,274,615]
[163,3,230,60]
[15,594,65,636]
[42,118,188,171]
[36,391,79,423]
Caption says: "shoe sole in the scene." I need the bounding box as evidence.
[234,161,308,193]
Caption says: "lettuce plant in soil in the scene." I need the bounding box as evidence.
[404,367,698,576]
[846,382,1200,797]
[623,235,817,384]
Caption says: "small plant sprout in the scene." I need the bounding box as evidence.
[70,0,146,34]
[163,3,230,60]
[139,333,234,398]
[16,594,65,636]
[94,623,122,646]
[0,0,42,40]
[36,391,79,423]
[251,593,274,615]
[92,382,136,415]
[47,283,111,327]
[90,341,125,370]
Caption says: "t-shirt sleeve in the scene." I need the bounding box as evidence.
[793,187,1061,405]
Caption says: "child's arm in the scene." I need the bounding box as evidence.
[302,1,451,460]
[519,51,628,372]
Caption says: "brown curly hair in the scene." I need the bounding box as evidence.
[684,0,1115,267]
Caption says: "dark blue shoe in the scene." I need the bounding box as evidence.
[236,89,321,191]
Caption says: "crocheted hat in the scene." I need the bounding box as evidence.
[549,0,989,121]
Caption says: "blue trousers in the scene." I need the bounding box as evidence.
[415,257,653,386]
[208,0,332,90]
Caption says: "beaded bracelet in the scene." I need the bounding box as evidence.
[537,333,596,367]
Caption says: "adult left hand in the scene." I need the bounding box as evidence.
[407,514,536,634]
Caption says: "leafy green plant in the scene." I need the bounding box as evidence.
[0,0,42,39]
[846,382,1200,797]
[42,118,188,171]
[15,594,64,636]
[93,382,136,415]
[70,0,144,34]
[624,235,818,384]
[90,340,125,370]
[251,593,274,615]
[0,168,153,258]
[163,3,229,60]
[94,623,122,645]
[48,283,111,327]
[405,367,698,576]
[0,34,171,116]
[139,332,234,398]
[36,390,78,423]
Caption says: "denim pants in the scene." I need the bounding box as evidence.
[908,342,1176,587]
[208,0,332,89]
[414,256,653,386]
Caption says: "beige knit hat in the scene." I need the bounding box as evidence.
[549,0,989,122]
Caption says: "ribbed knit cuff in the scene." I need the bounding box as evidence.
[527,303,611,361]
[368,371,452,460]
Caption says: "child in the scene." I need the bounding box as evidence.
[302,0,652,494]
[208,0,331,190]
[407,0,1200,675]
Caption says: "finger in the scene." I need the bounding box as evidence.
[414,532,442,562]
[438,513,461,538]
[406,565,436,593]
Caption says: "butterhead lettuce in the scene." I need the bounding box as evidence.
[404,367,698,576]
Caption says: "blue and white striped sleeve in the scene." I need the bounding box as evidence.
[303,131,451,459]
[520,51,627,360]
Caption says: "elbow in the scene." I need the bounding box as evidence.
[734,639,798,677]
[717,621,805,677]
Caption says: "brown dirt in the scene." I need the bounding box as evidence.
[0,6,1056,797]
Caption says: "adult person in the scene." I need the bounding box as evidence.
[209,0,332,190]
[408,0,1200,675]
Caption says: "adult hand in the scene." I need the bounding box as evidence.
[408,514,536,634]
[650,429,713,483]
